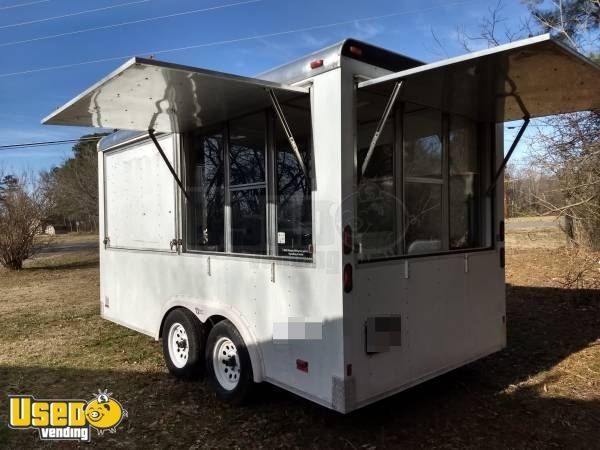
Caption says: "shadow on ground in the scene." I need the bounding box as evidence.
[1,285,599,448]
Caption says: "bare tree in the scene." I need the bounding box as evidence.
[0,172,50,270]
[530,112,600,248]
[454,0,600,250]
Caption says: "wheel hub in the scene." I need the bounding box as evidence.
[168,323,189,369]
[213,337,241,391]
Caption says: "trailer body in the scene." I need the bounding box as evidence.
[44,35,600,412]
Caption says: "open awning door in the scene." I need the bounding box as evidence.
[358,34,599,122]
[42,57,309,133]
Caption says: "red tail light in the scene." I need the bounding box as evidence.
[296,359,309,372]
[343,264,353,293]
[310,59,324,69]
[343,225,353,255]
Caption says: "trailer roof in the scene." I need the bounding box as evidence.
[42,57,308,133]
[359,34,600,122]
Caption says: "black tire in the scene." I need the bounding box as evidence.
[205,320,254,405]
[161,308,205,379]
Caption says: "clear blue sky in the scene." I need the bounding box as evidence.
[0,0,533,173]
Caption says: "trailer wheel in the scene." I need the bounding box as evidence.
[162,308,205,379]
[206,320,254,405]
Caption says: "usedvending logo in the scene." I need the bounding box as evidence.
[8,389,127,442]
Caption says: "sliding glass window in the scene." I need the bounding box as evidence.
[356,91,397,258]
[186,130,225,252]
[229,113,268,255]
[275,100,313,258]
[449,115,481,249]
[403,107,443,255]
[356,99,487,261]
[184,105,313,259]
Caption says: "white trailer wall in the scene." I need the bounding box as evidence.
[98,69,347,410]
[103,135,178,251]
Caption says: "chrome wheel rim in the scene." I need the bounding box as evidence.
[168,323,189,368]
[213,337,240,391]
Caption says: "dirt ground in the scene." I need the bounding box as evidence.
[0,230,599,448]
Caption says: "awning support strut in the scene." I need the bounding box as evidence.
[268,88,308,176]
[148,129,191,201]
[485,117,530,196]
[361,81,403,177]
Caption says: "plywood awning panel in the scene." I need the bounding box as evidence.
[359,35,600,122]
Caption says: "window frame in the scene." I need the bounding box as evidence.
[356,98,495,263]
[182,107,314,262]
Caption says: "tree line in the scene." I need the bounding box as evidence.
[0,134,105,269]
[457,0,599,250]
[1,0,598,271]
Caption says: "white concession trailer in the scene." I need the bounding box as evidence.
[44,34,599,412]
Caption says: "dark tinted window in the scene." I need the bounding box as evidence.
[229,113,267,255]
[229,113,266,185]
[186,131,225,252]
[276,101,312,258]
[356,92,397,258]
[231,189,267,254]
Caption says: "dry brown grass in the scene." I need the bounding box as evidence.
[0,230,599,448]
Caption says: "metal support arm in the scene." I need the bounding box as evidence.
[361,81,403,177]
[148,129,191,201]
[485,117,530,196]
[268,89,308,176]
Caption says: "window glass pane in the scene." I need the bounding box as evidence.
[404,108,442,178]
[231,188,267,255]
[404,182,442,254]
[276,101,312,258]
[356,93,397,259]
[186,131,225,252]
[229,113,266,186]
[449,115,481,249]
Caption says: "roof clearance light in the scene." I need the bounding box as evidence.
[349,45,363,57]
[310,59,324,69]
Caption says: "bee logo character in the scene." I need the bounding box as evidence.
[84,390,127,435]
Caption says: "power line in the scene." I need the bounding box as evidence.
[0,0,150,30]
[0,0,50,11]
[0,0,264,48]
[0,0,479,79]
[0,137,102,151]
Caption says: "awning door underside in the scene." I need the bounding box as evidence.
[358,34,600,123]
[42,57,309,133]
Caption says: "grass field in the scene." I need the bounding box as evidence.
[0,230,599,448]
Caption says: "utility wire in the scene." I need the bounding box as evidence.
[0,0,50,12]
[0,0,264,48]
[0,0,478,79]
[0,137,102,151]
[0,0,150,30]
